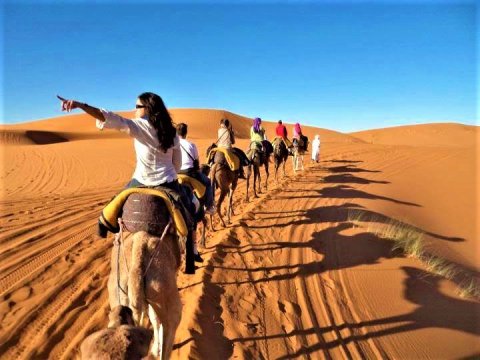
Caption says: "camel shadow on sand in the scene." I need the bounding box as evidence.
[225,264,480,359]
[213,224,479,357]
[177,158,472,357]
[214,222,402,286]
[244,202,463,243]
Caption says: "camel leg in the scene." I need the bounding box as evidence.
[200,217,206,247]
[245,165,251,202]
[263,160,269,190]
[148,304,162,358]
[209,213,214,232]
[161,292,182,360]
[217,189,227,228]
[257,166,262,194]
[253,166,259,197]
[274,160,279,184]
[230,175,238,217]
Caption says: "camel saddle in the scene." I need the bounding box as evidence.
[177,174,206,199]
[207,147,240,171]
[98,188,188,238]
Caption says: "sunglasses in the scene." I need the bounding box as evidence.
[135,104,146,109]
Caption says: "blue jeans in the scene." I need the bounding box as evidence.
[125,178,144,189]
[198,172,214,208]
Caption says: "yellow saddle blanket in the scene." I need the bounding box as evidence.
[99,187,188,237]
[273,136,292,148]
[207,147,240,171]
[177,174,206,199]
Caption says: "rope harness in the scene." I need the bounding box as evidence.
[142,219,173,277]
[113,217,173,305]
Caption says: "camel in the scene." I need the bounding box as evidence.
[80,305,153,360]
[292,138,307,173]
[246,141,271,201]
[108,212,182,360]
[208,150,239,228]
[272,138,289,182]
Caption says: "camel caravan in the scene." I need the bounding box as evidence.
[57,94,311,359]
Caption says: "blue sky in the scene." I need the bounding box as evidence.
[2,0,477,132]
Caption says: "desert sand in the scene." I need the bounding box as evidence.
[0,109,478,359]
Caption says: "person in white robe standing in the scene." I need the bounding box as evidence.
[311,134,321,163]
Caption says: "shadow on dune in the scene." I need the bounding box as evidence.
[319,185,420,207]
[328,159,363,164]
[246,203,462,243]
[277,185,421,207]
[214,222,399,287]
[25,130,69,144]
[275,266,480,359]
[322,173,390,185]
[323,165,380,173]
[274,164,417,206]
[213,243,480,358]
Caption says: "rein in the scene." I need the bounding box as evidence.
[143,219,173,277]
[113,217,172,305]
[114,218,129,304]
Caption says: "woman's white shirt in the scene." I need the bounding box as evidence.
[96,110,180,186]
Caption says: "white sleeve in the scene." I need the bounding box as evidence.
[96,110,141,138]
[172,137,182,171]
[192,144,199,160]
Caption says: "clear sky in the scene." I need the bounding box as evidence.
[2,0,477,132]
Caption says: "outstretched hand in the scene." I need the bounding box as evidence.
[57,95,80,112]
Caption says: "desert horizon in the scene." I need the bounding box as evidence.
[0,108,478,359]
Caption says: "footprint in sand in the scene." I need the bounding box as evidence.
[238,297,255,313]
[11,286,32,303]
[278,300,302,332]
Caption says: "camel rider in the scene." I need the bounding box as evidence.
[57,92,197,274]
[293,122,303,148]
[249,117,268,161]
[177,123,214,263]
[275,120,293,148]
[250,117,267,148]
[216,118,248,179]
[177,123,215,215]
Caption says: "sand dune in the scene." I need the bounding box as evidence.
[0,109,478,359]
[351,122,478,147]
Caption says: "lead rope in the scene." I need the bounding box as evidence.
[142,219,173,277]
[119,218,130,274]
[114,218,129,304]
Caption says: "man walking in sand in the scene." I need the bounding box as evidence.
[311,134,321,163]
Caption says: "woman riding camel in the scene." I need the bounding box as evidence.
[250,117,267,148]
[292,122,303,145]
[216,118,248,178]
[57,92,197,273]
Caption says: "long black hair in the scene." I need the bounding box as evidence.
[138,92,176,152]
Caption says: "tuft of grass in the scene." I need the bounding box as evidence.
[423,256,459,279]
[386,225,424,258]
[456,278,480,299]
[348,211,424,258]
[346,212,480,300]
